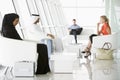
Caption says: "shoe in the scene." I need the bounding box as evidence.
[84,52,91,58]
[81,51,86,53]
[81,47,90,54]
[81,50,90,54]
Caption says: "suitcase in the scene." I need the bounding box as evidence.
[14,61,35,77]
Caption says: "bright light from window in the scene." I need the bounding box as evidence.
[60,0,105,26]
[61,0,105,7]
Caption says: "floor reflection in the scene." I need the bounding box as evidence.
[73,58,92,80]
[13,77,36,80]
[92,59,120,80]
[73,58,120,80]
[1,58,120,80]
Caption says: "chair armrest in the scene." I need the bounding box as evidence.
[0,36,37,66]
[92,33,118,49]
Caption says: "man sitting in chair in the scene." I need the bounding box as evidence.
[68,19,83,44]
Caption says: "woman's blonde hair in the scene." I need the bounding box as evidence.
[100,15,109,24]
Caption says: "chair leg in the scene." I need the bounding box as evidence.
[3,67,9,75]
[93,53,96,63]
[10,67,13,77]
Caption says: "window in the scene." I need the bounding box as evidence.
[55,27,64,38]
[47,2,55,25]
[41,0,53,25]
[50,27,56,35]
[43,27,51,33]
[26,0,39,15]
[12,0,34,39]
[60,0,105,26]
[51,4,60,25]
[12,1,25,39]
[35,0,48,26]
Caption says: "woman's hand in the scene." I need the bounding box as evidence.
[97,23,100,35]
[97,23,100,27]
[47,34,55,39]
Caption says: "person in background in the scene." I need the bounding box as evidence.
[82,15,111,58]
[68,19,83,44]
[33,17,54,39]
[1,13,50,74]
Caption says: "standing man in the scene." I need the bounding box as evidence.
[68,19,83,44]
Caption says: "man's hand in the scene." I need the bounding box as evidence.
[97,23,100,27]
[47,34,55,39]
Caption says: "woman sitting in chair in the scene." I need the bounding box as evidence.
[1,13,50,74]
[82,15,111,58]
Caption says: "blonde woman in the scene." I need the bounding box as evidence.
[82,15,111,58]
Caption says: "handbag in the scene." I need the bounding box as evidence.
[96,42,114,60]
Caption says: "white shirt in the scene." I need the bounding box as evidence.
[68,24,81,30]
[26,23,48,41]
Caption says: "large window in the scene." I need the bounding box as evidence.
[41,0,53,25]
[26,0,39,15]
[60,0,105,26]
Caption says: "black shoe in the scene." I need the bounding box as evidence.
[81,51,90,54]
[84,52,91,58]
[82,47,90,54]
[81,51,86,53]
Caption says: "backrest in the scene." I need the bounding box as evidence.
[81,28,95,35]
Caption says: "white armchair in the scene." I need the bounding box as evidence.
[0,36,37,67]
[92,32,118,59]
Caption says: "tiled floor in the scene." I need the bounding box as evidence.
[1,42,120,80]
[0,55,120,80]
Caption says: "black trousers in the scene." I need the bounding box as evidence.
[36,44,50,74]
[89,34,98,43]
[72,31,78,43]
[70,28,83,44]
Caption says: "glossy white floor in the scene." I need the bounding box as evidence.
[0,38,120,80]
[0,50,120,80]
